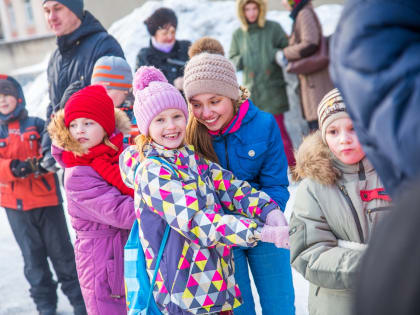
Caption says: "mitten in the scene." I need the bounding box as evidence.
[10,159,34,178]
[266,209,288,226]
[261,225,290,249]
[39,151,60,173]
[275,50,288,67]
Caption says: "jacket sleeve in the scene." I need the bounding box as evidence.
[66,171,135,230]
[289,180,363,290]
[207,159,280,222]
[273,22,289,50]
[283,8,320,61]
[139,160,263,248]
[256,115,290,212]
[229,30,244,70]
[329,0,420,196]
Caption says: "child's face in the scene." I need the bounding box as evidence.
[0,93,17,115]
[149,109,186,149]
[325,117,365,165]
[106,88,128,108]
[69,117,106,150]
[189,94,235,132]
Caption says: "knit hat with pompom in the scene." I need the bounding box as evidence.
[133,66,188,136]
[188,36,225,59]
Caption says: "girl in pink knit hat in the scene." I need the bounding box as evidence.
[119,66,290,315]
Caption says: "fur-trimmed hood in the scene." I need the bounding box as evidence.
[48,108,131,156]
[237,0,267,31]
[292,131,341,185]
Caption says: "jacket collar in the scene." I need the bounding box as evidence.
[209,99,258,141]
[57,11,106,53]
[292,131,374,185]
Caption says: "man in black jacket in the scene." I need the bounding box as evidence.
[40,0,125,170]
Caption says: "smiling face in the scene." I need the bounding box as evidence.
[154,25,176,44]
[69,117,106,150]
[43,1,81,37]
[325,117,366,165]
[244,1,260,24]
[189,94,235,132]
[0,94,17,115]
[148,109,186,149]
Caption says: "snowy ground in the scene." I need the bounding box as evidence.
[1,0,342,313]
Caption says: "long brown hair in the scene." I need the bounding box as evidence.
[186,86,250,162]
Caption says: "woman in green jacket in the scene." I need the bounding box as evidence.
[229,0,295,166]
[290,89,392,315]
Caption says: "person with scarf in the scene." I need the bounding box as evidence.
[184,44,295,315]
[281,0,333,131]
[48,85,136,314]
[135,7,191,90]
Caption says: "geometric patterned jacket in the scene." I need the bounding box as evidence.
[119,143,279,314]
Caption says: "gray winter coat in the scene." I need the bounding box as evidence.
[289,132,392,315]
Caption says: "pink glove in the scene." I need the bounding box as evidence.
[261,225,290,249]
[266,209,288,227]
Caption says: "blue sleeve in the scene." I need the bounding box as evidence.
[258,115,290,211]
[329,0,420,196]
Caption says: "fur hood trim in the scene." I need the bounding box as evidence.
[48,108,131,156]
[291,131,340,185]
[237,0,267,31]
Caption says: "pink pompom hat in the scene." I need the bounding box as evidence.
[132,66,188,136]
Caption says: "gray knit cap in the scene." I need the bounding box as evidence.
[183,53,240,101]
[317,88,349,143]
[43,0,84,20]
[91,56,133,91]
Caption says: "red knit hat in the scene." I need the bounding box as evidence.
[64,85,115,136]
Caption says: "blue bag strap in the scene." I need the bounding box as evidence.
[140,156,178,314]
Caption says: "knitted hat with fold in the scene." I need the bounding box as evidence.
[183,52,240,101]
[317,88,349,143]
[133,66,188,136]
[43,0,84,20]
[91,56,133,91]
[64,85,115,136]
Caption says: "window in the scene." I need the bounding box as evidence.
[24,0,34,26]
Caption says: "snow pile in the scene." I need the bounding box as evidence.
[22,0,342,119]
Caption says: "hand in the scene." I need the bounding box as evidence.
[275,50,288,67]
[39,151,60,173]
[10,159,35,178]
[266,209,288,227]
[173,76,184,91]
[261,225,290,249]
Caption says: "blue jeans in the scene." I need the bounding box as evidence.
[233,242,295,315]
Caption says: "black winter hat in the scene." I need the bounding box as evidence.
[144,8,178,36]
[0,79,19,100]
[43,0,84,20]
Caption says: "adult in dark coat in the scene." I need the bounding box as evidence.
[135,7,190,88]
[355,178,420,315]
[329,0,420,197]
[40,0,124,169]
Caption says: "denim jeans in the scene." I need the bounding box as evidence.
[233,242,295,315]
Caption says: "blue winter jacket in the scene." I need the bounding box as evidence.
[210,100,289,216]
[329,0,420,197]
[42,11,124,153]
